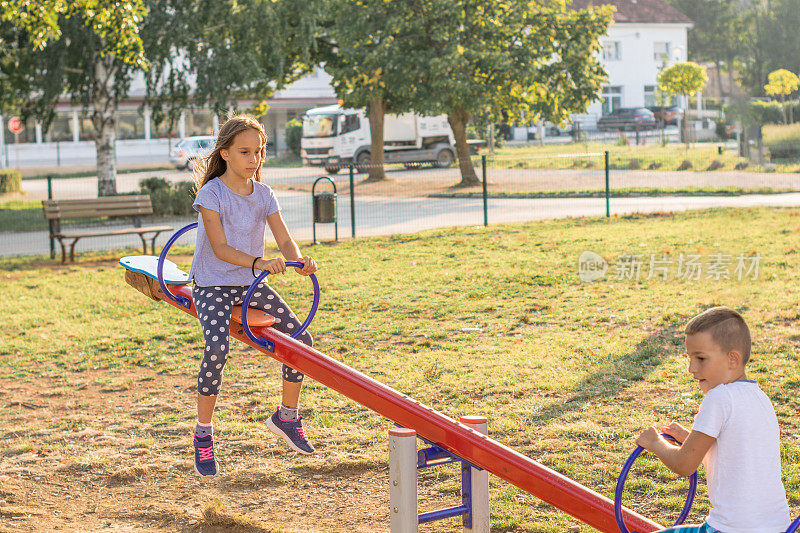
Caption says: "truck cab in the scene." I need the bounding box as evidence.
[300,105,461,173]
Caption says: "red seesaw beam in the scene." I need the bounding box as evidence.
[156,283,662,533]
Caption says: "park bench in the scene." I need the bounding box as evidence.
[42,195,173,263]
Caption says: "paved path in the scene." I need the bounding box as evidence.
[4,190,800,258]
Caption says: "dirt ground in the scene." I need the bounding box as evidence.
[1,369,460,532]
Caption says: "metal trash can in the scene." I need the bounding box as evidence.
[313,192,336,223]
[311,176,338,244]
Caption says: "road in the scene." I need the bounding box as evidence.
[5,188,800,258]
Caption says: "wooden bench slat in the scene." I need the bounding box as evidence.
[43,207,153,219]
[55,225,174,239]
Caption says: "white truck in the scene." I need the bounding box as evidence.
[300,105,472,173]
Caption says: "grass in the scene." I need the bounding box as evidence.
[2,207,800,531]
[764,123,800,160]
[488,141,799,172]
[0,200,46,231]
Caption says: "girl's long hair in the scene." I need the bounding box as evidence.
[193,114,268,194]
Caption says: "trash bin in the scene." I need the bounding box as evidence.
[313,192,336,223]
[311,176,338,244]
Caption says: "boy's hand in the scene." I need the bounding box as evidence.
[260,257,286,275]
[294,256,317,276]
[636,426,663,452]
[661,422,690,444]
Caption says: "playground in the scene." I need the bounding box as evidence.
[2,206,800,532]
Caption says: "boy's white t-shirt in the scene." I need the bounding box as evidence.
[692,380,790,533]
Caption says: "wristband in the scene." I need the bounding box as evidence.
[251,257,260,278]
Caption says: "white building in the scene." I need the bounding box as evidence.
[572,0,692,124]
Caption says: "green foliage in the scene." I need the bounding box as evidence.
[0,169,21,193]
[764,123,800,160]
[138,176,194,216]
[765,69,800,98]
[658,62,708,98]
[285,118,303,157]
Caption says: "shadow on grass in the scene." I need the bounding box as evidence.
[528,313,693,425]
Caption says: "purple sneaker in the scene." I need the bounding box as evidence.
[267,409,315,455]
[193,435,218,476]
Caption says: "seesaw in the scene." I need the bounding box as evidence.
[121,222,669,533]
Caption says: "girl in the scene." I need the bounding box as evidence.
[189,115,317,476]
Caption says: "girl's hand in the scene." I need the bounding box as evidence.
[294,256,317,276]
[661,421,690,444]
[258,257,286,275]
[636,426,662,452]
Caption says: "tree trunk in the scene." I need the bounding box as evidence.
[448,108,479,187]
[714,59,725,99]
[365,97,385,182]
[94,54,118,196]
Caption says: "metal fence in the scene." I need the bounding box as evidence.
[3,149,800,259]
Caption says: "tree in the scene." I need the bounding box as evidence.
[2,0,147,195]
[764,69,800,123]
[658,61,708,146]
[321,0,407,182]
[390,0,614,186]
[3,0,322,195]
[142,0,323,131]
[665,0,744,100]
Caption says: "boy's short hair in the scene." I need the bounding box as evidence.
[685,306,751,364]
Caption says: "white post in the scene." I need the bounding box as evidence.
[178,112,186,139]
[212,114,220,137]
[144,105,151,140]
[71,110,80,143]
[460,416,490,533]
[35,121,42,143]
[389,427,418,533]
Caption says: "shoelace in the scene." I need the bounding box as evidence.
[296,426,307,440]
[198,444,214,462]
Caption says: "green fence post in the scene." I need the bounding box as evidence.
[604,150,610,218]
[482,155,488,226]
[349,163,355,238]
[47,174,55,259]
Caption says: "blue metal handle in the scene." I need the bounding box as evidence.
[614,433,697,533]
[157,222,197,309]
[788,516,800,533]
[240,261,320,351]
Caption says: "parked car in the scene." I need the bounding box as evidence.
[596,108,657,132]
[169,135,215,170]
[648,105,681,126]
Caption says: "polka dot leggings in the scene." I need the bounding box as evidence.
[192,283,313,396]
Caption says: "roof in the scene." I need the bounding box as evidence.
[570,0,692,24]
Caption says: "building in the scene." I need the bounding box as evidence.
[571,0,692,124]
[1,66,337,153]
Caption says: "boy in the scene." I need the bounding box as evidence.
[637,306,790,533]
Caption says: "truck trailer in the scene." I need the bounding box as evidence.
[300,105,474,173]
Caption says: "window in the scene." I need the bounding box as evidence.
[602,41,621,61]
[644,85,656,107]
[601,86,623,116]
[654,41,671,63]
[339,114,360,134]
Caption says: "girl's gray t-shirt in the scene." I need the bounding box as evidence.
[189,178,280,287]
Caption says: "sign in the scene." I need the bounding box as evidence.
[7,116,23,135]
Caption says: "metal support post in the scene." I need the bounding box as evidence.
[389,427,418,533]
[349,163,356,238]
[481,155,488,227]
[604,151,610,218]
[47,175,55,259]
[460,416,489,532]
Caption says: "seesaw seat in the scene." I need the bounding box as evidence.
[119,255,275,326]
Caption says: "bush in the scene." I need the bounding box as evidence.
[764,123,800,160]
[285,118,303,157]
[138,177,195,216]
[0,169,21,193]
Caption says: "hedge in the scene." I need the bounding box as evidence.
[0,169,21,193]
[138,177,195,216]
